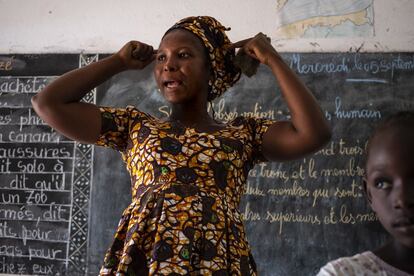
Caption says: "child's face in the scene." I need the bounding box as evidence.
[365,128,414,248]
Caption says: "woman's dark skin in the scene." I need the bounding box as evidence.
[31,29,331,161]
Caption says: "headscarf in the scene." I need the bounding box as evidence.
[165,16,241,101]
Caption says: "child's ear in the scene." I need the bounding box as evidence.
[362,177,372,205]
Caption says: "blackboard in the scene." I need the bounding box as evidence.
[0,54,95,275]
[1,52,414,275]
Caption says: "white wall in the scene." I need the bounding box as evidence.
[1,0,414,53]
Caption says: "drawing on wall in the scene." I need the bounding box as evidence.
[275,0,374,38]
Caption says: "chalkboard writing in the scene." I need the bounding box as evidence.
[1,53,414,276]
[0,54,96,275]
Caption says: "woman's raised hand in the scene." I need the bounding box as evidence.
[115,41,156,70]
[242,33,279,66]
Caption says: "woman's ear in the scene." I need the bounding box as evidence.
[362,177,372,205]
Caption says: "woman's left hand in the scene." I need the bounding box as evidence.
[242,33,279,66]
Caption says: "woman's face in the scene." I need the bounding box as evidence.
[154,29,211,105]
[365,129,414,249]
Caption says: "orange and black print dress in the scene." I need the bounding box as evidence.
[96,106,273,276]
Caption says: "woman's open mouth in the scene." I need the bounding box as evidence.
[163,80,183,89]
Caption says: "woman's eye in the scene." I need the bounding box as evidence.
[179,52,190,58]
[374,179,392,189]
[157,55,165,62]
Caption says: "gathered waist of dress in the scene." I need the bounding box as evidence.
[131,181,241,210]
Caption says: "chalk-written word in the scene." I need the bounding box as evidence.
[0,192,20,204]
[0,244,23,257]
[311,188,329,207]
[339,138,365,156]
[241,202,261,222]
[324,204,378,225]
[289,54,414,76]
[0,257,56,274]
[290,54,350,74]
[245,181,265,196]
[353,54,414,75]
[0,145,72,159]
[0,204,69,222]
[314,138,366,157]
[266,210,321,235]
[7,130,62,143]
[19,108,46,131]
[0,77,53,93]
[256,163,289,182]
[159,99,277,122]
[334,97,381,119]
[3,173,66,191]
[25,190,48,204]
[28,247,62,260]
[267,181,310,197]
[320,157,365,178]
[0,256,26,274]
[33,263,54,275]
[22,225,53,246]
[0,158,48,173]
[241,102,275,120]
[0,221,17,238]
[0,205,34,220]
[0,113,11,125]
[334,179,363,199]
[1,158,70,174]
[314,141,335,156]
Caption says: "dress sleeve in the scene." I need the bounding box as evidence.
[248,117,275,165]
[95,105,137,152]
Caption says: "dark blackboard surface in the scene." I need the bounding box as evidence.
[1,53,414,275]
[0,54,93,275]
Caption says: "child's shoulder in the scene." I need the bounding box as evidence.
[317,251,384,276]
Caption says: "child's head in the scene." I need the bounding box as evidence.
[364,111,414,249]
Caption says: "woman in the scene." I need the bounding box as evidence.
[32,16,331,275]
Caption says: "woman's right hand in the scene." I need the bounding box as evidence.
[32,41,155,145]
[115,41,156,70]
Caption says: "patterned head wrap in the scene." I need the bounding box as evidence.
[165,16,241,101]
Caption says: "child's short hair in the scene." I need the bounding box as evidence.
[371,111,414,134]
[365,111,414,166]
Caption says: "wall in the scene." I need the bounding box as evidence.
[1,0,414,53]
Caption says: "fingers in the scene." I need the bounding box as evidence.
[227,38,253,50]
[252,33,271,46]
[228,33,271,51]
[131,42,155,62]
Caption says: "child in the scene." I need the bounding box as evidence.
[318,111,414,275]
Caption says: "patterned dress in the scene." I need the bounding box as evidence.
[96,106,273,276]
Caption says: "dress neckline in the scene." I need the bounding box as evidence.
[158,117,234,136]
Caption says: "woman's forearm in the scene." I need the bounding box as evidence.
[32,54,125,106]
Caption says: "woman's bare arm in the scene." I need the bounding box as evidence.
[242,34,332,161]
[31,41,155,144]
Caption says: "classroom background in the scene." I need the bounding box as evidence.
[1,0,414,275]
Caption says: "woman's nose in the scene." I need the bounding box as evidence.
[163,57,178,71]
